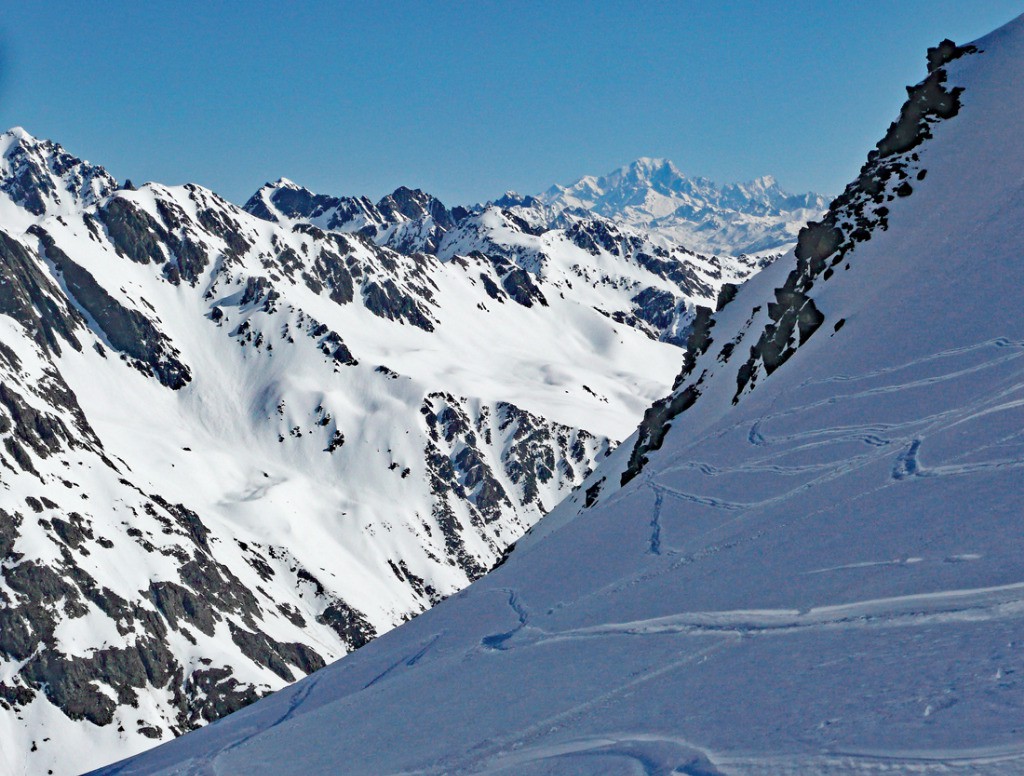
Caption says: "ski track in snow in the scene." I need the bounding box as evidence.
[647,484,664,555]
[795,336,1024,388]
[648,336,1024,543]
[479,580,1024,654]
[470,733,727,776]
[417,640,735,776]
[362,631,446,689]
[717,744,1024,775]
[474,738,1024,775]
[480,588,530,651]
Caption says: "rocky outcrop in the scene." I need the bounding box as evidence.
[618,39,978,489]
[33,227,192,389]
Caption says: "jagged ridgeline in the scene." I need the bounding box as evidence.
[0,124,765,773]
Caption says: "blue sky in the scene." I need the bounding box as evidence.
[1,2,1020,205]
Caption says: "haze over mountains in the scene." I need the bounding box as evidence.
[0,118,821,773]
[533,157,829,256]
[97,14,1024,776]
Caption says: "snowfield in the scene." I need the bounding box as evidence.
[96,15,1024,776]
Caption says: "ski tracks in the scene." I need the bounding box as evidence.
[478,580,1024,654]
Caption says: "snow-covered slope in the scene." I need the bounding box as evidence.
[0,118,768,771]
[99,20,1024,775]
[534,157,829,256]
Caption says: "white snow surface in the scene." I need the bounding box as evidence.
[0,102,767,771]
[97,16,1024,775]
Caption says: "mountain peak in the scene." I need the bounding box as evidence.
[3,125,35,142]
[271,176,302,189]
[747,173,777,188]
[536,160,827,255]
[1,126,42,158]
[629,156,673,172]
[0,128,118,216]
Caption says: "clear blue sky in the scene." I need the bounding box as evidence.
[1,2,1020,205]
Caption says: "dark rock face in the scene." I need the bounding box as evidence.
[420,393,612,578]
[633,250,713,299]
[479,273,505,301]
[0,229,84,356]
[163,232,209,286]
[228,623,325,682]
[181,667,261,728]
[492,192,541,209]
[0,382,79,474]
[363,278,436,330]
[33,227,192,390]
[97,197,169,265]
[567,219,623,256]
[312,246,356,305]
[316,329,357,366]
[733,39,975,401]
[501,267,548,308]
[149,580,220,636]
[379,187,455,229]
[244,180,468,256]
[499,402,602,507]
[421,394,498,578]
[715,282,739,312]
[316,603,376,651]
[268,186,341,221]
[620,304,716,487]
[632,287,682,342]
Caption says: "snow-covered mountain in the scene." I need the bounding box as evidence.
[244,176,770,346]
[98,19,1024,776]
[0,122,770,772]
[533,157,829,256]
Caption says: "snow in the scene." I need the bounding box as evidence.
[0,91,771,771]
[96,14,1024,775]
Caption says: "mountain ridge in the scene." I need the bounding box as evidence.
[0,120,781,774]
[92,19,1024,775]
[242,156,826,260]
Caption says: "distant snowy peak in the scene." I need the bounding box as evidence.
[0,128,119,219]
[537,157,829,255]
[540,157,826,219]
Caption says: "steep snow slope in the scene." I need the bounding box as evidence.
[100,20,1024,775]
[0,122,765,773]
[534,157,828,256]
